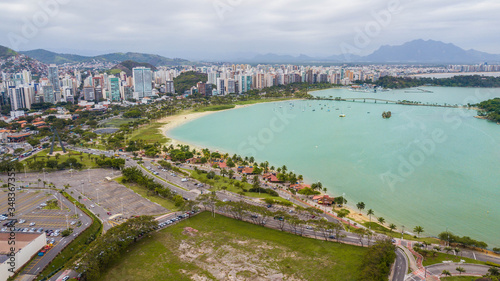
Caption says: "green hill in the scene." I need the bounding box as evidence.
[107,60,157,76]
[174,71,208,94]
[95,52,190,67]
[19,49,191,66]
[0,45,18,59]
[19,49,88,64]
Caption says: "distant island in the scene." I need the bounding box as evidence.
[477,98,500,122]
[375,75,500,89]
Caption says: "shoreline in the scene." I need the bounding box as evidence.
[158,104,255,151]
[156,102,371,225]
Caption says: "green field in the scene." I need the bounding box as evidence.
[189,170,290,203]
[193,104,235,112]
[129,122,169,144]
[114,176,179,211]
[98,212,367,281]
[422,251,488,267]
[23,148,98,170]
[440,277,481,281]
[102,118,137,127]
[361,222,440,244]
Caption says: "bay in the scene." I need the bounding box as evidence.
[169,87,500,247]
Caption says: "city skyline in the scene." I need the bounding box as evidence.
[1,0,500,60]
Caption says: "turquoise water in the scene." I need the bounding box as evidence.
[169,87,500,247]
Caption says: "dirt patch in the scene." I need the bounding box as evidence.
[176,239,304,281]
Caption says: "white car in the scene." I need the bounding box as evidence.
[181,178,188,182]
[29,222,35,226]
[90,205,95,208]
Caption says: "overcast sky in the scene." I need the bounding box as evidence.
[1,0,499,60]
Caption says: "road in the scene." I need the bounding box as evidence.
[38,146,500,280]
[405,263,491,280]
[392,248,409,281]
[16,191,92,280]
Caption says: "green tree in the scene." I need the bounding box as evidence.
[441,270,451,277]
[456,266,465,275]
[356,202,365,214]
[389,223,396,232]
[378,217,385,225]
[367,209,374,225]
[413,226,424,238]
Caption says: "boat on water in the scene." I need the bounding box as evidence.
[339,113,346,117]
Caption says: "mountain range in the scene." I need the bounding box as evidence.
[17,49,190,67]
[2,39,500,65]
[241,40,500,64]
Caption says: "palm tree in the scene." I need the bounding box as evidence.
[367,209,374,225]
[441,270,451,277]
[455,247,461,257]
[456,266,465,275]
[413,226,424,238]
[389,223,396,232]
[356,202,365,214]
[488,267,499,276]
[378,217,385,225]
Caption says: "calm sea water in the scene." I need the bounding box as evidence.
[169,87,500,247]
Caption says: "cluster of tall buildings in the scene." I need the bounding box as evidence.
[195,64,381,96]
[0,65,79,111]
[2,61,500,115]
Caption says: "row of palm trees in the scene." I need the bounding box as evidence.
[356,201,425,238]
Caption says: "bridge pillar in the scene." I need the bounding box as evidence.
[364,99,365,102]
[375,100,377,103]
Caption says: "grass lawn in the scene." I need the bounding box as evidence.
[360,222,440,244]
[98,212,367,281]
[193,104,235,112]
[189,170,292,203]
[421,252,487,267]
[23,148,98,170]
[114,176,179,211]
[102,118,137,127]
[440,277,481,281]
[129,122,169,144]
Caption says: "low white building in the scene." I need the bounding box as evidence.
[0,232,46,281]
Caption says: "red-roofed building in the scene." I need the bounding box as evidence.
[263,173,282,183]
[241,167,254,175]
[290,183,311,191]
[312,195,334,206]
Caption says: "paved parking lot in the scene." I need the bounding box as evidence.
[1,168,169,231]
[0,190,77,239]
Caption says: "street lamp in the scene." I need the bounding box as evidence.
[401,225,405,240]
[65,214,69,229]
[121,197,123,215]
[81,181,84,196]
[23,163,26,178]
[43,168,46,183]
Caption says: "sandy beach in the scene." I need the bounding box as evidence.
[158,104,254,150]
[157,103,372,226]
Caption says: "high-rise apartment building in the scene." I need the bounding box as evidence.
[48,64,60,92]
[109,77,121,101]
[133,67,153,99]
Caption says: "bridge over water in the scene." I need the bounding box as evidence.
[313,97,466,109]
